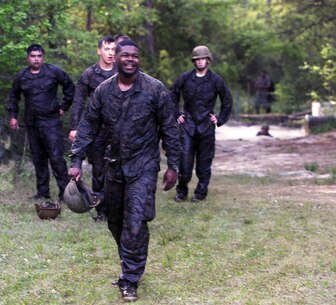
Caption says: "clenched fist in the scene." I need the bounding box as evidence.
[162,168,178,191]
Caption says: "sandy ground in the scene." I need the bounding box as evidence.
[214,120,336,179]
[212,120,336,207]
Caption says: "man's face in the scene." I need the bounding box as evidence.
[194,57,209,71]
[27,50,44,71]
[97,41,116,65]
[116,45,140,77]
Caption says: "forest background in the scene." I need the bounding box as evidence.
[1,2,336,303]
[0,0,336,120]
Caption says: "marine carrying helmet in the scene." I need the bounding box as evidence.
[191,45,213,61]
[63,179,102,213]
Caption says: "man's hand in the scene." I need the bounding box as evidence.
[59,109,65,116]
[162,168,178,191]
[68,130,77,142]
[210,113,217,125]
[177,114,185,124]
[68,167,82,181]
[9,118,19,130]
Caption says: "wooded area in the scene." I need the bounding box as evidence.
[0,0,335,116]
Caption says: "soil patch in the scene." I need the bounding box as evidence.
[214,121,336,179]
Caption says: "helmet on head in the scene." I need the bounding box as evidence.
[63,179,102,213]
[191,45,213,61]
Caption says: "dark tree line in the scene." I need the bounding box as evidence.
[1,0,335,117]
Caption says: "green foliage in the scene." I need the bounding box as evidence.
[302,43,336,102]
[304,161,319,173]
[1,0,336,121]
[156,50,174,87]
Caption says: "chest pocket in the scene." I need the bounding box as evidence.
[130,95,154,123]
[39,77,56,91]
[20,78,31,91]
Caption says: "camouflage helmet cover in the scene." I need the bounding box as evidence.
[191,45,213,61]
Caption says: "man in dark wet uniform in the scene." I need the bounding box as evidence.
[7,43,74,202]
[254,70,273,114]
[69,36,117,221]
[171,45,232,203]
[68,39,180,302]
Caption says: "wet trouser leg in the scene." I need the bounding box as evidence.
[41,123,69,199]
[176,128,195,198]
[27,127,50,198]
[106,170,157,284]
[87,136,106,214]
[194,132,215,199]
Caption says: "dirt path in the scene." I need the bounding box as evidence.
[214,121,336,179]
[213,121,336,207]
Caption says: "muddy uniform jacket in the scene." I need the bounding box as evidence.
[171,69,232,136]
[71,72,180,180]
[70,63,117,130]
[7,63,74,126]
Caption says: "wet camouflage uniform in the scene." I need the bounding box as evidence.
[71,63,117,214]
[254,74,272,114]
[70,72,180,284]
[171,69,232,200]
[7,64,74,199]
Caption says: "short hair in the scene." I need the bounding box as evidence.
[98,36,115,48]
[26,44,44,55]
[115,39,139,54]
[113,33,130,45]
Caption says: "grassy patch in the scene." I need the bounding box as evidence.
[1,168,336,304]
[303,161,319,173]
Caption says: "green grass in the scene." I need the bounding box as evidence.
[303,161,319,173]
[1,167,336,304]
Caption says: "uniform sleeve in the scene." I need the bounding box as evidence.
[215,76,233,127]
[7,73,22,119]
[71,71,90,130]
[157,85,181,171]
[170,74,185,118]
[56,68,75,111]
[70,87,103,168]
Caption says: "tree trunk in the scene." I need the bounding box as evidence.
[86,5,92,32]
[141,0,155,58]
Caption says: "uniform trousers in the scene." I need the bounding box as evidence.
[105,168,157,284]
[26,122,68,199]
[87,134,107,214]
[176,128,215,199]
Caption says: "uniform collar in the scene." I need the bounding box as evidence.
[25,64,46,78]
[191,69,210,81]
[111,72,142,98]
[94,63,116,75]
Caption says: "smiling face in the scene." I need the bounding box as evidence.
[27,50,44,72]
[116,45,140,78]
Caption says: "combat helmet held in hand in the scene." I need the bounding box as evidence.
[63,179,102,213]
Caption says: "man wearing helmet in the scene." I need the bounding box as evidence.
[171,45,232,202]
